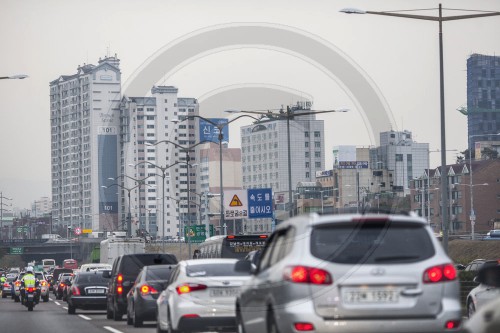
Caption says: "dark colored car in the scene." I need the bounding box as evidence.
[1,276,16,298]
[51,268,73,291]
[126,264,175,327]
[105,253,177,321]
[66,271,110,314]
[55,273,74,299]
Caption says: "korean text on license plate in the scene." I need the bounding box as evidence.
[209,288,239,297]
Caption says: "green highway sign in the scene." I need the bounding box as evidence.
[10,247,24,254]
[184,225,215,243]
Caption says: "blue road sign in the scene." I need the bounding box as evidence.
[248,188,273,219]
[199,118,229,143]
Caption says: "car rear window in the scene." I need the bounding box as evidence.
[121,254,177,276]
[186,263,249,277]
[310,220,435,264]
[146,266,174,281]
[75,273,109,284]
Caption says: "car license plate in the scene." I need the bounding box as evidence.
[343,288,399,303]
[87,288,105,294]
[209,288,239,297]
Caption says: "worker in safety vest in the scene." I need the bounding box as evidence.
[20,267,39,303]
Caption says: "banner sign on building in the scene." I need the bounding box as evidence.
[338,161,369,169]
[315,170,333,177]
[248,188,273,219]
[223,189,248,219]
[199,118,229,143]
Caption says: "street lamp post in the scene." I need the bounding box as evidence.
[453,182,489,240]
[174,114,260,234]
[227,106,348,218]
[102,183,141,238]
[341,4,500,252]
[0,74,28,80]
[129,161,181,252]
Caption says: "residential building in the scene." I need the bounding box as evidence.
[370,130,429,196]
[31,197,52,217]
[466,54,500,152]
[410,159,500,235]
[240,102,325,227]
[119,86,199,239]
[50,55,121,235]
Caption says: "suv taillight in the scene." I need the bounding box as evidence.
[423,264,457,283]
[284,266,333,285]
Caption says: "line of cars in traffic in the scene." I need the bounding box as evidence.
[30,213,500,333]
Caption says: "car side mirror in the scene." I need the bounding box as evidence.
[234,260,253,274]
[101,270,111,279]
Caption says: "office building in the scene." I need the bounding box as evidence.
[466,54,500,151]
[50,55,121,234]
[31,197,52,217]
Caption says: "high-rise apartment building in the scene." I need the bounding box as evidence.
[119,86,199,238]
[50,55,121,234]
[467,54,500,151]
[370,130,429,196]
[240,103,325,227]
[31,197,52,217]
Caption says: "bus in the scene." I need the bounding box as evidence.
[42,259,56,273]
[195,234,268,259]
[62,259,78,270]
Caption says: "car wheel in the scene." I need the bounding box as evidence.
[267,310,280,333]
[167,308,180,333]
[134,308,143,327]
[43,295,49,302]
[1,293,6,299]
[236,306,246,333]
[127,312,133,325]
[113,303,123,321]
[467,300,476,318]
[68,304,76,314]
[106,303,113,319]
[157,320,167,333]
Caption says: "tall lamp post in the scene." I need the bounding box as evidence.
[129,161,181,252]
[454,182,489,240]
[341,4,500,252]
[0,74,28,80]
[102,183,141,238]
[227,106,348,218]
[467,133,500,239]
[146,140,213,257]
[173,114,260,234]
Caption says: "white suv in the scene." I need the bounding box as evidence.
[236,213,462,333]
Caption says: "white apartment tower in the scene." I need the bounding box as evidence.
[120,86,199,239]
[240,103,325,220]
[50,55,121,234]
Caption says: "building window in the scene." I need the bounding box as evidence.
[305,142,309,148]
[315,162,321,168]
[304,131,309,138]
[305,152,310,158]
[315,152,321,158]
[314,142,321,148]
[305,162,309,168]
[314,131,320,138]
[306,172,310,178]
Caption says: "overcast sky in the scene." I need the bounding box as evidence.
[1,0,499,209]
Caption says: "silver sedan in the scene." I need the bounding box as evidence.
[156,258,251,333]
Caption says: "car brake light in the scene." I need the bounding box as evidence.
[294,322,315,331]
[176,283,207,294]
[41,281,47,286]
[117,274,123,283]
[284,266,332,285]
[182,314,200,318]
[423,264,457,283]
[140,284,159,296]
[60,283,65,288]
[117,286,123,294]
[71,286,81,296]
[445,320,461,329]
[27,287,35,293]
[15,281,21,287]
[3,283,10,288]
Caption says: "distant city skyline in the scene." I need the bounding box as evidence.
[1,0,499,209]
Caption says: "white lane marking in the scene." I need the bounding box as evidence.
[103,326,124,333]
[63,307,68,310]
[49,298,53,301]
[55,301,61,306]
[79,315,92,321]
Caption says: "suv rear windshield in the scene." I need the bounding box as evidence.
[186,263,248,277]
[310,221,434,264]
[121,254,177,276]
[75,273,109,284]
